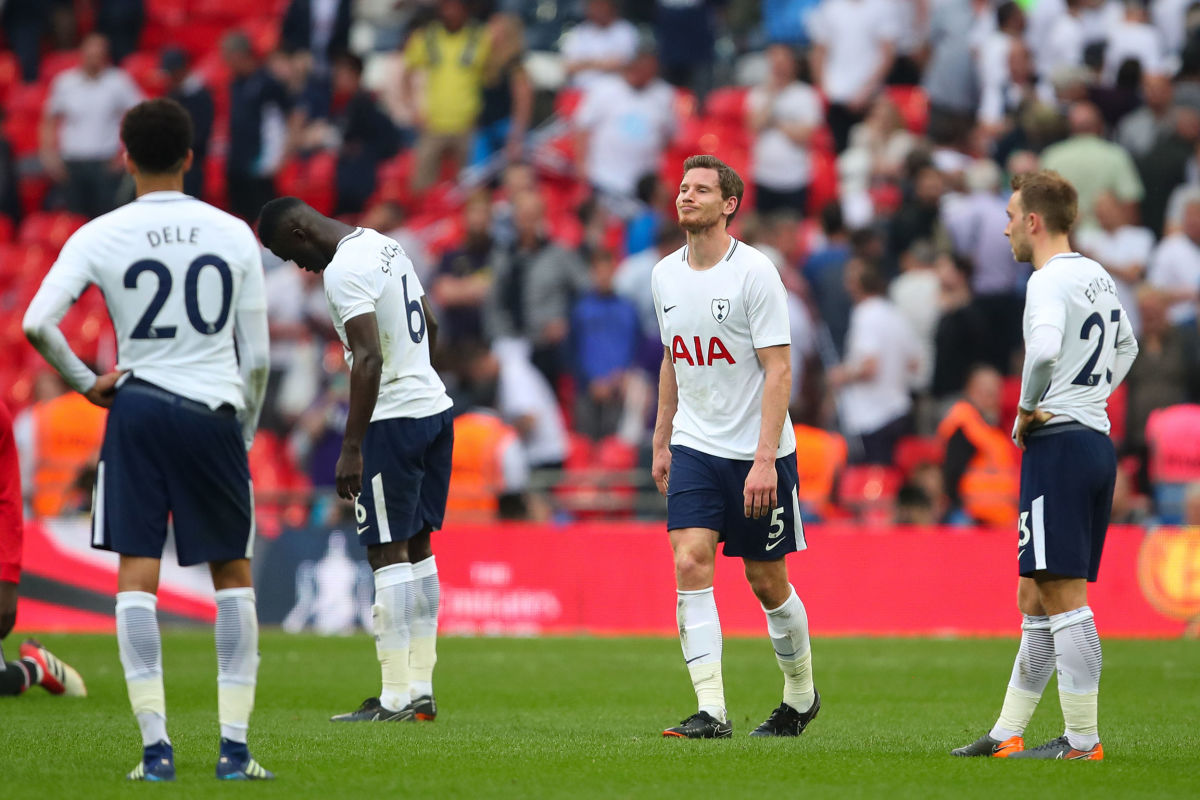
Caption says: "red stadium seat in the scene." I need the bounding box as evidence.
[18,212,87,251]
[16,176,50,217]
[704,86,748,127]
[838,465,903,524]
[893,436,944,478]
[0,51,20,107]
[807,148,838,215]
[1107,382,1127,447]
[3,82,49,158]
[40,51,82,83]
[885,85,929,135]
[0,216,13,244]
[121,52,166,97]
[192,0,263,22]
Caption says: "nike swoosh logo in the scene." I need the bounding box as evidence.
[684,653,710,664]
[357,526,369,535]
[766,538,787,552]
[1017,548,1026,558]
[663,305,676,313]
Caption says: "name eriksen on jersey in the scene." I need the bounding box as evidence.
[1084,275,1117,304]
[145,226,200,248]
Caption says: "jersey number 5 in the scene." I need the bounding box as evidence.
[124,255,233,339]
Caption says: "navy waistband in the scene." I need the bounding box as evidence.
[122,378,236,418]
[1027,421,1098,439]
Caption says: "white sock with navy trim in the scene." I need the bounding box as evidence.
[1051,606,1102,751]
[373,563,414,713]
[677,587,725,722]
[991,614,1055,740]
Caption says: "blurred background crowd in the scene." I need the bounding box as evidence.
[3,0,1200,534]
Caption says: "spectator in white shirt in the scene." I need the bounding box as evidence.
[1148,190,1200,325]
[561,0,639,89]
[468,339,569,469]
[807,0,899,153]
[748,44,823,215]
[39,32,142,218]
[1153,0,1192,55]
[1116,72,1174,159]
[829,257,922,464]
[976,2,1027,121]
[1104,0,1165,85]
[1039,0,1087,78]
[574,45,676,209]
[1075,190,1155,334]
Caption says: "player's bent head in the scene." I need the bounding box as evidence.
[120,98,193,175]
[257,196,324,270]
[680,154,745,226]
[1010,169,1077,235]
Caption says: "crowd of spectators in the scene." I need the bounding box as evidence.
[5,0,1200,527]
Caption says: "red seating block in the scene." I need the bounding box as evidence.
[122,52,166,97]
[885,85,929,135]
[838,465,903,524]
[0,51,20,107]
[19,211,87,251]
[40,51,82,83]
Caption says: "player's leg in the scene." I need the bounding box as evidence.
[116,556,175,782]
[210,558,272,781]
[1,636,87,697]
[0,641,43,696]
[663,526,730,738]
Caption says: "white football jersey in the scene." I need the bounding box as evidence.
[324,227,452,422]
[652,238,796,460]
[1021,252,1137,434]
[40,191,266,410]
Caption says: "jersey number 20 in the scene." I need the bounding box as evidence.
[124,255,233,339]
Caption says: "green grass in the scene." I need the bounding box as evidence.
[3,633,1198,798]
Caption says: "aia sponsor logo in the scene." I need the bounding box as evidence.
[671,335,736,366]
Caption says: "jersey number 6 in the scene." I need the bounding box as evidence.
[401,274,426,344]
[124,255,234,339]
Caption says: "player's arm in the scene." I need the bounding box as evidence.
[22,286,122,407]
[421,296,439,356]
[746,344,791,519]
[651,347,677,497]
[234,243,270,450]
[1109,307,1139,391]
[337,312,383,500]
[1013,273,1066,448]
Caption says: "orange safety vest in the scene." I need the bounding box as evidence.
[31,393,107,517]
[446,411,518,519]
[793,424,848,517]
[936,401,1019,527]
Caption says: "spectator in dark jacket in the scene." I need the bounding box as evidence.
[95,0,144,65]
[330,53,400,214]
[161,48,214,200]
[1,0,49,82]
[281,0,353,74]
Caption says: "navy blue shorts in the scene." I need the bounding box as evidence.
[1018,423,1116,582]
[355,409,454,547]
[666,444,806,560]
[93,379,253,567]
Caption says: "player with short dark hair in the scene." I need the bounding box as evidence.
[652,155,819,739]
[22,97,273,781]
[258,197,452,724]
[952,170,1138,760]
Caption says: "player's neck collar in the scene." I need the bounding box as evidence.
[336,227,364,251]
[1038,251,1082,270]
[682,235,737,270]
[136,190,188,202]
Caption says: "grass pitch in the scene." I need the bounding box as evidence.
[2,633,1197,798]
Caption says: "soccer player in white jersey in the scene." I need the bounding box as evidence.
[257,197,452,724]
[953,171,1138,761]
[652,155,819,739]
[22,99,273,781]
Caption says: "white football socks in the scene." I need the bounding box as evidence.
[763,586,815,713]
[373,562,414,713]
[1051,606,1102,750]
[677,587,725,722]
[116,591,169,747]
[991,614,1055,740]
[409,556,439,701]
[214,587,260,744]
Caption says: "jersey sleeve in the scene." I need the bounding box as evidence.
[40,226,96,298]
[743,259,792,349]
[325,263,378,324]
[1024,270,1068,334]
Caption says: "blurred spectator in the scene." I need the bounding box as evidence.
[1123,287,1187,462]
[446,408,534,521]
[95,0,144,65]
[1144,404,1200,519]
[803,202,854,355]
[975,1,1027,128]
[1185,482,1200,525]
[615,220,686,364]
[1137,85,1200,236]
[328,53,401,214]
[574,44,675,208]
[359,200,433,283]
[570,249,641,441]
[655,0,721,100]
[403,0,490,191]
[839,94,918,226]
[807,0,898,153]
[979,38,1054,135]
[281,0,353,75]
[763,0,823,47]
[1116,72,1173,160]
[1041,101,1144,233]
[473,13,534,165]
[829,257,921,464]
[1076,190,1155,334]
[1103,0,1163,86]
[39,32,142,218]
[886,160,949,277]
[484,189,589,387]
[561,0,639,89]
[894,481,938,526]
[748,44,823,216]
[936,364,1018,527]
[1110,462,1150,525]
[223,31,302,222]
[1040,0,1087,78]
[490,161,537,248]
[12,372,106,518]
[432,191,496,348]
[625,173,670,256]
[889,241,939,391]
[0,123,20,223]
[932,254,990,402]
[1147,190,1200,325]
[290,372,350,488]
[161,47,214,200]
[922,0,983,126]
[278,49,333,130]
[261,261,326,434]
[1,0,49,83]
[464,341,569,469]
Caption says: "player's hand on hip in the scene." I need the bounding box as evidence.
[83,370,126,408]
[1013,407,1054,451]
[0,580,18,639]
[744,460,778,519]
[335,444,363,501]
[651,447,671,497]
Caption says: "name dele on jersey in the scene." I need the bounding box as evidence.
[670,298,735,367]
